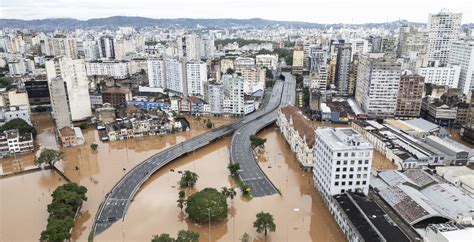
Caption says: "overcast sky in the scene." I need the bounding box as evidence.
[1,0,473,24]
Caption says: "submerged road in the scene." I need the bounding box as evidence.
[230,73,296,197]
[93,78,287,235]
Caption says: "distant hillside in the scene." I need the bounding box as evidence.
[0,16,433,31]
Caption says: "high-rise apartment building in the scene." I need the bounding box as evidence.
[418,64,460,88]
[208,82,224,115]
[99,36,115,59]
[397,25,428,57]
[147,58,165,88]
[177,34,201,61]
[48,77,72,129]
[165,58,186,94]
[335,44,352,96]
[292,46,304,74]
[186,61,207,96]
[45,57,92,122]
[355,54,401,118]
[448,40,474,95]
[395,74,424,118]
[313,128,373,201]
[427,10,462,66]
[222,74,244,115]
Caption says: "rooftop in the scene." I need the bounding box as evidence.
[280,104,315,148]
[316,127,373,151]
[334,193,410,242]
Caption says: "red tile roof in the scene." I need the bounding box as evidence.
[280,104,315,148]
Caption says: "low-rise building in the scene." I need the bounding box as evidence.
[277,104,315,170]
[102,87,132,107]
[371,170,474,227]
[332,192,410,242]
[59,126,85,147]
[0,129,34,157]
[0,105,31,125]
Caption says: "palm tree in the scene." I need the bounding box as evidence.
[177,190,186,211]
[179,170,199,188]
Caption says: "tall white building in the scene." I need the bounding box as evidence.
[147,58,166,88]
[313,128,373,200]
[46,57,91,122]
[355,54,401,118]
[223,74,245,115]
[43,37,78,59]
[208,83,224,115]
[186,61,207,96]
[427,10,462,66]
[418,64,461,88]
[85,61,130,79]
[48,77,72,129]
[165,58,185,94]
[177,34,201,61]
[449,40,474,94]
[82,40,100,61]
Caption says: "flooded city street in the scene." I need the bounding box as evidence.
[0,115,435,241]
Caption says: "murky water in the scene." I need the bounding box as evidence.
[0,114,235,241]
[96,125,346,242]
[0,170,66,241]
[1,114,396,241]
[1,114,58,175]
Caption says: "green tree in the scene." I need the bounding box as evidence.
[227,163,240,176]
[253,211,276,236]
[303,87,310,105]
[249,135,267,149]
[226,68,235,75]
[40,183,87,242]
[185,188,228,224]
[240,232,251,242]
[206,119,213,129]
[90,143,98,151]
[151,233,174,242]
[0,77,15,90]
[176,230,199,242]
[265,68,274,79]
[177,190,186,211]
[151,230,199,242]
[179,170,199,188]
[0,118,37,138]
[221,187,237,200]
[34,148,63,168]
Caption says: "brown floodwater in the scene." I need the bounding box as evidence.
[0,170,66,241]
[96,125,346,242]
[1,114,58,175]
[0,114,236,241]
[1,114,396,242]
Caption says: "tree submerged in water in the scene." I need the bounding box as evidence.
[151,230,199,242]
[185,188,228,224]
[179,170,199,188]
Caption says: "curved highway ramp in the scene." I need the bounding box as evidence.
[93,79,286,235]
[230,73,296,197]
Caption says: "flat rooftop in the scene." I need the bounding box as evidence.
[334,193,410,242]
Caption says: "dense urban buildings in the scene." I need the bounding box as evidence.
[1,6,474,242]
[355,54,401,118]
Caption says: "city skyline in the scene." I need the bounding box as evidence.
[1,0,473,24]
